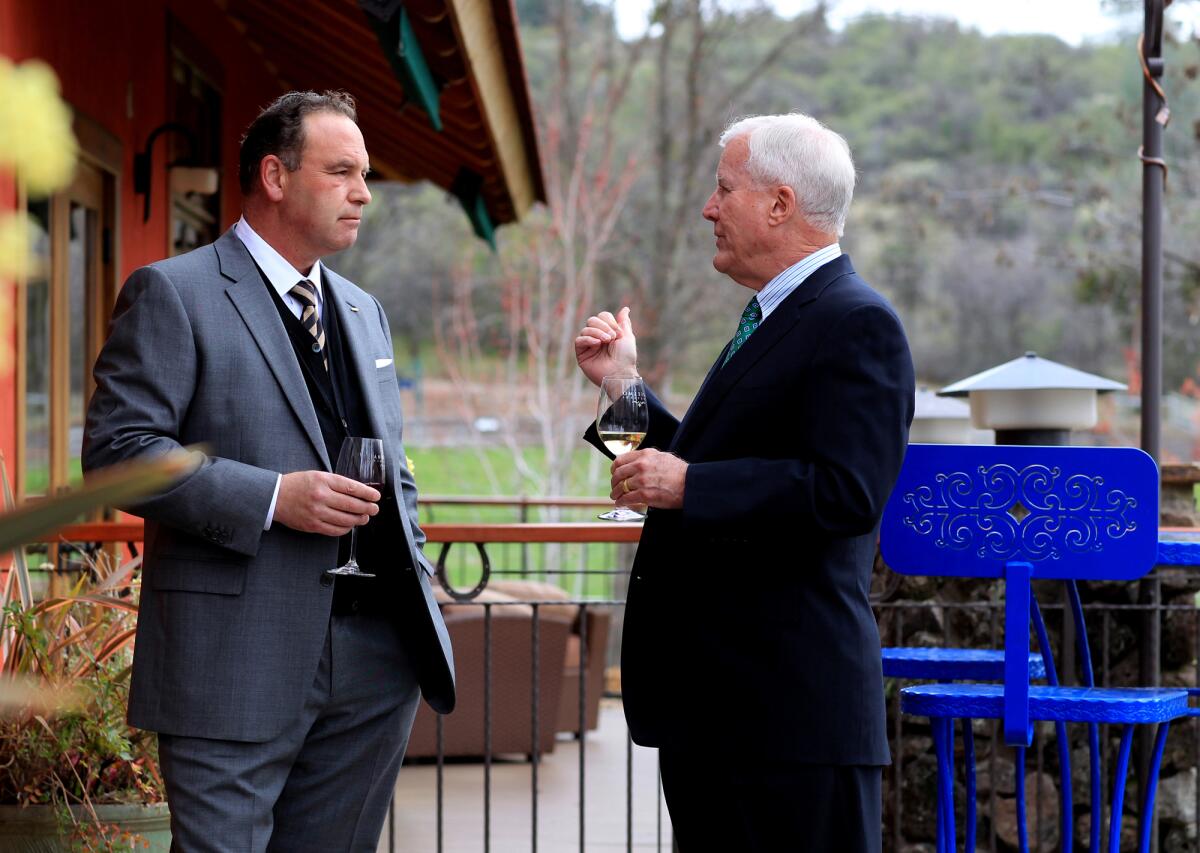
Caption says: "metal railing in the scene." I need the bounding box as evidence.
[25,517,1200,851]
[385,518,669,853]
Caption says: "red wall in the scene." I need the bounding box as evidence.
[0,0,282,486]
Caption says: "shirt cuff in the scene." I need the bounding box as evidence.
[264,474,282,530]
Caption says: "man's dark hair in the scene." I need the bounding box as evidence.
[238,90,358,195]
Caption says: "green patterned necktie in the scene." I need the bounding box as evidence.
[721,296,762,367]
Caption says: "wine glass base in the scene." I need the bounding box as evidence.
[597,508,646,522]
[325,565,377,578]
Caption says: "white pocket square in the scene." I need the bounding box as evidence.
[375,358,393,368]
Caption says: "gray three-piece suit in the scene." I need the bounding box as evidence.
[83,229,454,851]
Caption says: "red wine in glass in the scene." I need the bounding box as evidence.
[326,437,385,577]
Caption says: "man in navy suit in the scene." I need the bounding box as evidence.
[576,114,915,852]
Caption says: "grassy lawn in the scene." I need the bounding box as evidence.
[20,458,84,497]
[407,446,611,521]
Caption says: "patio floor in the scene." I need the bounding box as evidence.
[383,698,673,852]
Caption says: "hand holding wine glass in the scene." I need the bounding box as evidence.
[326,436,385,577]
[596,374,648,522]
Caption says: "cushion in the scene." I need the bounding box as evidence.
[433,586,533,618]
[488,579,580,624]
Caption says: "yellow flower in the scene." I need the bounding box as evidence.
[406,455,416,475]
[0,213,41,280]
[0,58,78,196]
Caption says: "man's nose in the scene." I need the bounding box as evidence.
[351,175,372,205]
[702,193,717,221]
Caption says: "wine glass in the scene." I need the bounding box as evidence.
[326,436,385,577]
[596,374,649,522]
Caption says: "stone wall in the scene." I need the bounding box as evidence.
[1163,464,1200,528]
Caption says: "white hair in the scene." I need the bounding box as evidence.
[719,113,856,236]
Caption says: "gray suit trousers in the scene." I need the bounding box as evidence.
[159,606,420,852]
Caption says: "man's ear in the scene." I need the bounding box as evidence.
[768,185,796,226]
[260,155,287,203]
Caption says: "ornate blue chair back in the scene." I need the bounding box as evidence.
[881,443,1160,744]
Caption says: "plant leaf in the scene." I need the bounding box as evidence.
[0,448,201,554]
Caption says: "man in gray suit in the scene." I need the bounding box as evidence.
[83,90,454,852]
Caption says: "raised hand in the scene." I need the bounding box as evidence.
[575,307,638,387]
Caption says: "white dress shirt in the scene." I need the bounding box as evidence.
[232,217,327,530]
[234,216,325,323]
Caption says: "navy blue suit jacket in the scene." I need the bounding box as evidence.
[591,255,914,765]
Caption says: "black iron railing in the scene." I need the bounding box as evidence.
[29,516,1200,851]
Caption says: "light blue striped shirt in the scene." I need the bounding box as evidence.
[755,242,842,321]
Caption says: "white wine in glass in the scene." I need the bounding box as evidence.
[596,374,648,522]
[598,431,646,456]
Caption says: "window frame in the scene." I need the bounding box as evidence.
[15,110,120,503]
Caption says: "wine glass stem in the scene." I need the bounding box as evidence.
[347,528,360,568]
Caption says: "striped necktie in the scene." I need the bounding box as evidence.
[721,296,762,368]
[290,280,327,370]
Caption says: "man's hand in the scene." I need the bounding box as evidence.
[575,307,638,387]
[610,448,686,510]
[274,471,381,536]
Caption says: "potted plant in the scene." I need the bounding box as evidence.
[0,550,169,851]
[0,451,198,851]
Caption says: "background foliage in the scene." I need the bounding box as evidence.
[331,3,1200,470]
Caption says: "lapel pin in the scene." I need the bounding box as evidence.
[348,304,360,313]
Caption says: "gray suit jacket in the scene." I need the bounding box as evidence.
[83,229,454,742]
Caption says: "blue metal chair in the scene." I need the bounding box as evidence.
[882,648,1044,681]
[881,443,1197,853]
[1158,532,1200,568]
[882,636,1046,851]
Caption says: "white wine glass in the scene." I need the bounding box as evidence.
[596,374,648,522]
[326,436,384,577]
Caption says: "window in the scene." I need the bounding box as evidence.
[16,116,118,502]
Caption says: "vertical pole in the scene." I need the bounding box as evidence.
[1139,4,1167,851]
[484,603,493,853]
[531,604,540,853]
[579,606,588,850]
[1140,0,1165,465]
[520,500,529,578]
[627,732,634,853]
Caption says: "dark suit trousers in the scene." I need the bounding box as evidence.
[659,749,882,853]
[158,601,420,853]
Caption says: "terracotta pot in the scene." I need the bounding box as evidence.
[0,802,170,851]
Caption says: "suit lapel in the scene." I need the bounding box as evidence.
[217,230,331,470]
[672,255,856,449]
[669,341,730,451]
[324,272,389,447]
[324,273,429,564]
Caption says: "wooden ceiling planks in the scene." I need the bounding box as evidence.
[219,0,542,225]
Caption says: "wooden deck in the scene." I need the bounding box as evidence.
[383,699,673,852]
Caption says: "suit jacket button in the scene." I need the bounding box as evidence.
[320,575,333,588]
